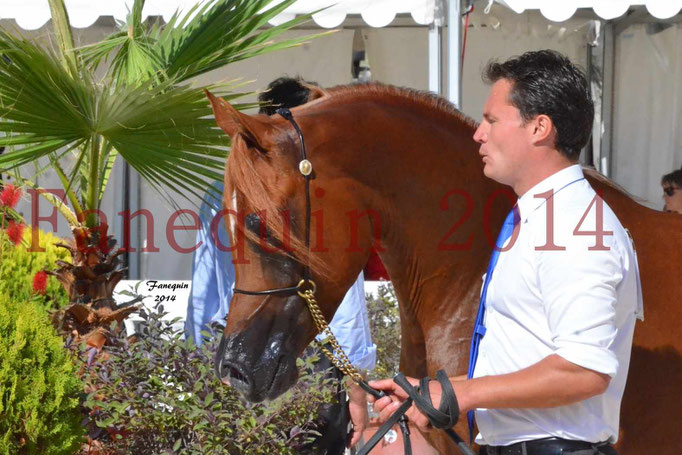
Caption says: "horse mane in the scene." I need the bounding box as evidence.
[325,82,479,130]
[225,83,478,281]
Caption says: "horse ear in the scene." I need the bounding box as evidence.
[205,90,241,137]
[205,90,276,151]
[301,82,329,102]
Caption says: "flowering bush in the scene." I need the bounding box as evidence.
[79,303,340,455]
[0,184,25,250]
[0,184,21,208]
[0,227,70,312]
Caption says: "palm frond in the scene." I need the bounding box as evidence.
[158,0,324,82]
[0,30,235,212]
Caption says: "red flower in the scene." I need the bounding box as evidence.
[0,184,22,209]
[33,271,48,294]
[6,221,25,246]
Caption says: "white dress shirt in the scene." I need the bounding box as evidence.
[473,165,643,446]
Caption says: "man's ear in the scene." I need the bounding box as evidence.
[530,114,555,146]
[205,90,278,152]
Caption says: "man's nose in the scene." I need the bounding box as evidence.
[473,125,486,143]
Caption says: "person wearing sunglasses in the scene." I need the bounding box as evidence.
[661,167,682,214]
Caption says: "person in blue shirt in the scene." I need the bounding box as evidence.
[185,77,376,453]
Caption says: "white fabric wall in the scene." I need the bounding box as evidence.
[363,27,429,90]
[612,22,682,208]
[460,6,591,121]
[363,5,591,122]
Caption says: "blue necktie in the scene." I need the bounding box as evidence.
[466,205,520,442]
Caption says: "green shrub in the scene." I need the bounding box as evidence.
[0,228,70,312]
[366,283,401,380]
[80,304,339,455]
[0,293,85,455]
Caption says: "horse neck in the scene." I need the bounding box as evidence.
[308,95,509,363]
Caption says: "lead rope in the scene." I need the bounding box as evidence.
[297,284,412,455]
[298,285,475,455]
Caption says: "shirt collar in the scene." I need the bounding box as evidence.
[516,164,585,223]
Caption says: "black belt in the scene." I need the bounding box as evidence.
[482,438,615,455]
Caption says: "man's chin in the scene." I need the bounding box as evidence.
[482,164,496,180]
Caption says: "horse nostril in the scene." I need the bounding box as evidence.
[220,361,252,393]
[228,365,248,385]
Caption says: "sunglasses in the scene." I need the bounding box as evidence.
[663,186,679,197]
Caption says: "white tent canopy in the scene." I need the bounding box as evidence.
[496,0,682,21]
[2,0,681,31]
[0,0,436,31]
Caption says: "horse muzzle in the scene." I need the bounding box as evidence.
[215,329,299,402]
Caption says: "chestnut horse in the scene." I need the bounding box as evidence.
[207,84,682,454]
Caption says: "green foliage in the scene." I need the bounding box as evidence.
[80,304,339,454]
[366,283,401,380]
[0,228,70,312]
[0,293,85,455]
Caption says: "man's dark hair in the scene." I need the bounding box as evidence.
[661,166,682,188]
[483,50,594,161]
[257,77,313,115]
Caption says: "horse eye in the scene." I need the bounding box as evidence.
[244,212,281,248]
[245,213,261,234]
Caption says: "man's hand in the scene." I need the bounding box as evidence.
[346,381,369,448]
[367,375,469,433]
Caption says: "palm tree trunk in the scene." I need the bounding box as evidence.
[86,136,101,228]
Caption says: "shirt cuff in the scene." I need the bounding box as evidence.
[554,343,619,378]
[347,343,377,372]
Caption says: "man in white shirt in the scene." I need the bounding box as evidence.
[369,50,641,455]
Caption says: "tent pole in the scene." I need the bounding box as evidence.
[447,0,462,107]
[601,21,616,177]
[428,22,442,94]
[429,0,445,95]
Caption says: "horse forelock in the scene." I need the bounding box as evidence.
[225,133,333,281]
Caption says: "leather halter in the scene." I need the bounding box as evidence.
[230,107,474,455]
[232,107,313,298]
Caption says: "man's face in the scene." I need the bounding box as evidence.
[473,79,533,186]
[663,184,682,214]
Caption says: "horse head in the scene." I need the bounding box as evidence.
[206,91,374,401]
